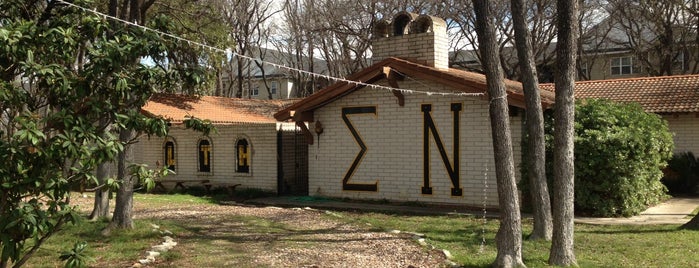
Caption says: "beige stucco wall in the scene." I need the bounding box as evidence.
[581,51,694,81]
[134,123,279,192]
[308,80,523,207]
[663,114,699,154]
[221,76,295,100]
[248,78,295,100]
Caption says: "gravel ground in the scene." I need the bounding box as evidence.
[71,194,449,267]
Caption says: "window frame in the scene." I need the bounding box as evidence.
[674,51,687,71]
[579,61,589,79]
[163,138,177,172]
[270,81,278,95]
[235,138,251,173]
[611,56,633,75]
[251,86,259,96]
[197,138,213,173]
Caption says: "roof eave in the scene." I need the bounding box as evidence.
[275,57,554,120]
[275,59,396,121]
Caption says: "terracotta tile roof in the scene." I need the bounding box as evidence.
[540,74,699,113]
[142,93,299,124]
[275,57,555,121]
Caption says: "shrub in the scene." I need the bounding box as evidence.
[521,99,674,217]
[574,99,673,216]
[663,152,699,195]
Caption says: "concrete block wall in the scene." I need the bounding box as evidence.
[133,123,278,192]
[663,114,699,154]
[308,80,523,207]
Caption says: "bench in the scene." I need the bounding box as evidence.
[154,179,211,192]
[202,182,242,195]
[154,180,241,195]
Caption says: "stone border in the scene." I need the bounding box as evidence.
[132,224,177,267]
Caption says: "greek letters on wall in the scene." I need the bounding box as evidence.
[341,106,378,191]
[339,103,463,196]
[422,103,463,196]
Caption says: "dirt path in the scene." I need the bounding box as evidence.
[72,194,449,267]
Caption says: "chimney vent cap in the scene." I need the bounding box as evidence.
[392,11,419,36]
[410,14,446,34]
[373,19,390,39]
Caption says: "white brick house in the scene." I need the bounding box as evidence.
[136,93,298,192]
[274,12,555,207]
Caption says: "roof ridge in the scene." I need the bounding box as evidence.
[153,92,295,104]
[143,93,295,124]
[570,74,699,85]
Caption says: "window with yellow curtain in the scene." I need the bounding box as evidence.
[198,139,212,172]
[163,140,176,171]
[236,139,250,173]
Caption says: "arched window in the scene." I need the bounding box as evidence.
[198,139,212,172]
[236,139,250,173]
[163,139,176,171]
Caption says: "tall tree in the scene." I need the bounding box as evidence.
[606,0,698,76]
[88,0,122,221]
[99,0,214,231]
[473,0,525,266]
[88,0,225,220]
[221,0,278,98]
[271,0,462,96]
[452,0,558,81]
[549,0,579,266]
[576,0,615,80]
[104,0,149,232]
[0,0,190,265]
[683,213,699,230]
[510,0,553,241]
[272,0,316,97]
[88,119,113,220]
[149,0,231,95]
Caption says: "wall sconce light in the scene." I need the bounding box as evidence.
[314,120,324,135]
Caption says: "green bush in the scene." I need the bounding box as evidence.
[521,99,674,217]
[573,99,673,216]
[663,152,699,195]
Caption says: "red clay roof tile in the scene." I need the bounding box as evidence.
[141,93,298,124]
[540,74,699,113]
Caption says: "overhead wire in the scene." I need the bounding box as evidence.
[56,0,485,98]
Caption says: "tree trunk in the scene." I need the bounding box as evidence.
[550,0,579,266]
[90,118,112,220]
[104,0,141,233]
[105,128,136,233]
[89,161,111,220]
[682,213,699,230]
[214,67,223,96]
[236,57,244,98]
[510,0,552,241]
[473,1,525,267]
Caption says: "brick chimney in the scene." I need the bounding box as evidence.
[371,11,449,69]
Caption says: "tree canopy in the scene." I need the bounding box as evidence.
[0,0,210,266]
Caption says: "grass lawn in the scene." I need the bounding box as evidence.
[23,193,699,267]
[341,212,699,267]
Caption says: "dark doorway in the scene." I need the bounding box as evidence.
[277,126,309,195]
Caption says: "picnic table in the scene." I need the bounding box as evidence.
[154,179,241,195]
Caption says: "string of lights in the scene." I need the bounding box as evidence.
[56,0,484,98]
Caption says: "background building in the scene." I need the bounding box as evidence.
[137,93,308,195]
